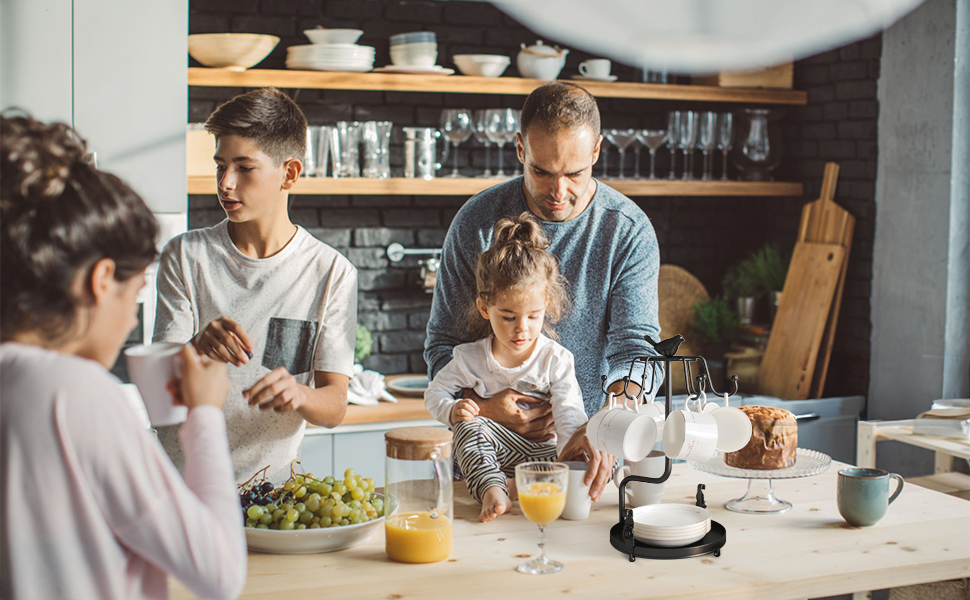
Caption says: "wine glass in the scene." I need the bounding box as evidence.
[599,135,611,178]
[666,111,682,180]
[717,112,734,181]
[608,128,638,179]
[508,109,523,176]
[515,462,568,575]
[637,129,668,180]
[440,109,473,178]
[472,110,493,178]
[678,111,698,181]
[698,111,718,181]
[632,134,644,179]
[484,108,516,178]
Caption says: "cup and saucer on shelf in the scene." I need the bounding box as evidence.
[373,31,454,75]
[572,58,618,82]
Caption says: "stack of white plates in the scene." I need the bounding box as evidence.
[631,504,712,547]
[286,44,375,72]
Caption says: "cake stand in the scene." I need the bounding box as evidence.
[688,448,831,514]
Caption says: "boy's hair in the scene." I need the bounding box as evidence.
[467,212,570,340]
[1,111,159,343]
[520,81,601,142]
[204,87,307,166]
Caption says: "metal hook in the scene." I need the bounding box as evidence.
[684,360,696,396]
[621,375,638,402]
[600,374,611,397]
[695,357,740,397]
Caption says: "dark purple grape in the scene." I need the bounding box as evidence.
[245,491,256,502]
[240,495,249,507]
[260,482,274,495]
[254,495,266,505]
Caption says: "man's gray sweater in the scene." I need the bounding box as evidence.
[424,177,664,417]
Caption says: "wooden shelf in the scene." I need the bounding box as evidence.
[188,67,807,105]
[188,175,802,197]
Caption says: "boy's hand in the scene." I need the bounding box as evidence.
[244,367,308,413]
[194,317,254,367]
[451,398,480,424]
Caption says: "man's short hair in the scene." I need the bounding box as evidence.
[520,82,601,141]
[205,87,307,166]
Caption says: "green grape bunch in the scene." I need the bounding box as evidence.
[238,461,384,531]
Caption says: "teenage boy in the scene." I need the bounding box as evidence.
[154,87,357,484]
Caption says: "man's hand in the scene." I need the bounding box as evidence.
[193,317,253,367]
[451,398,480,424]
[558,424,615,502]
[470,388,555,442]
[243,367,308,413]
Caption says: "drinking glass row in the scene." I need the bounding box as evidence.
[304,121,394,179]
[440,108,521,178]
[600,111,735,181]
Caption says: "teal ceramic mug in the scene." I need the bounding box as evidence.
[837,468,904,527]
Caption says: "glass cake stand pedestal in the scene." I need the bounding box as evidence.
[688,448,831,514]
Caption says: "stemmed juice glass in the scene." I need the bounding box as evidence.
[484,108,516,178]
[698,111,718,181]
[472,110,493,178]
[440,109,472,178]
[515,462,568,575]
[678,111,698,181]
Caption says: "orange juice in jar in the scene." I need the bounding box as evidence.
[385,428,454,564]
[385,511,453,563]
[519,482,566,525]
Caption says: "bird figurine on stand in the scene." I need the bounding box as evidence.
[646,334,685,358]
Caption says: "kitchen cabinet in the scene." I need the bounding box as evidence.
[187,67,806,198]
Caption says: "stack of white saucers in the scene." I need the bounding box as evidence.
[286,43,375,72]
[631,504,712,547]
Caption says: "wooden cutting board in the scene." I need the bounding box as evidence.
[797,162,855,398]
[757,241,846,400]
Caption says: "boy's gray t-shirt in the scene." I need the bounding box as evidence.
[153,220,357,484]
[425,177,663,417]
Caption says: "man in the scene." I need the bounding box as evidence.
[425,82,663,500]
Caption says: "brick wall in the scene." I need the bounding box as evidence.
[188,0,879,398]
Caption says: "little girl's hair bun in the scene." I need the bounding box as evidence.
[492,211,549,250]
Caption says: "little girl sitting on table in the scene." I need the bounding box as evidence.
[424,212,587,522]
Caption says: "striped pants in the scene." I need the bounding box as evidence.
[452,417,558,504]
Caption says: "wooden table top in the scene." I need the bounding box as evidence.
[170,460,970,599]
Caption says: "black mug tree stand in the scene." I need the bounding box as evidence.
[607,334,739,562]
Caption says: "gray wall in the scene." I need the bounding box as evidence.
[870,0,970,475]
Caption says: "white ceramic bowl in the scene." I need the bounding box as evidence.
[304,28,364,45]
[245,516,384,554]
[390,42,438,67]
[631,503,711,529]
[188,33,279,71]
[453,54,510,77]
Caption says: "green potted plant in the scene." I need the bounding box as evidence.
[721,262,759,325]
[689,296,740,362]
[747,244,788,321]
[355,324,373,364]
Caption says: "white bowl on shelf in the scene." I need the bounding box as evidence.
[304,28,364,45]
[245,516,384,554]
[390,42,438,67]
[452,54,510,77]
[188,33,279,71]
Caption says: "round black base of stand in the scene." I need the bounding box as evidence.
[609,521,726,562]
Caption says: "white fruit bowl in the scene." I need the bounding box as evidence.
[304,28,364,45]
[245,516,384,554]
[188,33,279,71]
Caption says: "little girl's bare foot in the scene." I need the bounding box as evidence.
[480,486,513,523]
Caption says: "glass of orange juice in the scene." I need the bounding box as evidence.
[515,461,568,575]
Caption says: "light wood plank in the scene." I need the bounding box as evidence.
[188,67,808,105]
[187,175,803,197]
[170,460,970,600]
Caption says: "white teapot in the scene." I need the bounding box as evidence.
[517,40,568,80]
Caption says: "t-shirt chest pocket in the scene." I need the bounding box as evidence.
[513,376,551,400]
[262,317,319,376]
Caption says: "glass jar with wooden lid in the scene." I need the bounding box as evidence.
[384,426,453,563]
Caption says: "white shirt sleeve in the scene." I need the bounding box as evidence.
[548,347,589,456]
[313,260,357,378]
[153,237,198,344]
[63,383,246,600]
[424,348,477,426]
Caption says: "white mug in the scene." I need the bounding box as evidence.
[579,58,611,79]
[706,394,753,452]
[613,451,666,507]
[587,392,658,461]
[663,403,718,461]
[561,461,592,520]
[124,343,187,427]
